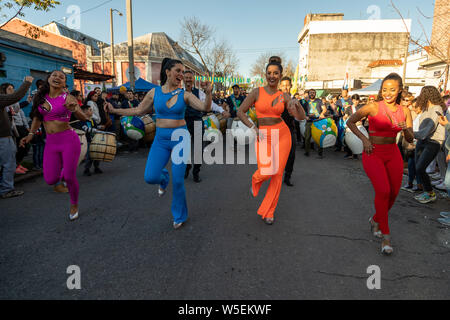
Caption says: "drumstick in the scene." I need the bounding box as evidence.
[70,120,81,125]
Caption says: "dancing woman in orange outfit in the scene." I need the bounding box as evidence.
[237,58,306,225]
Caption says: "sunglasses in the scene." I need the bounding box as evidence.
[402,98,412,102]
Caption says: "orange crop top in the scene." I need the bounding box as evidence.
[254,87,285,119]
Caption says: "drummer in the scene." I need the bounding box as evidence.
[335,88,352,152]
[225,85,246,130]
[183,70,229,183]
[303,89,327,158]
[72,104,104,176]
[343,94,364,160]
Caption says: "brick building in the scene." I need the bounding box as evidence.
[2,18,112,93]
[420,0,450,91]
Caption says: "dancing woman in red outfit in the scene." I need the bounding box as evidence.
[347,73,414,255]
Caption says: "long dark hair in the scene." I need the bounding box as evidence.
[416,86,445,112]
[31,70,67,121]
[0,82,14,94]
[376,73,403,105]
[160,58,183,86]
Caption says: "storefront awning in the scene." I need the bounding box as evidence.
[74,67,115,82]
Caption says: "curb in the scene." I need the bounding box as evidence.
[14,142,133,185]
[14,170,43,185]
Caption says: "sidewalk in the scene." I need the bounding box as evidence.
[14,141,131,185]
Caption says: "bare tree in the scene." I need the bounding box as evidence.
[205,39,239,79]
[250,52,295,79]
[391,0,450,91]
[179,16,214,75]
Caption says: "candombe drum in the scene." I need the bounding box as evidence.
[345,125,369,155]
[89,132,117,162]
[311,118,338,148]
[120,116,145,140]
[247,107,258,124]
[202,114,220,135]
[141,114,156,143]
[74,129,87,166]
[231,118,256,145]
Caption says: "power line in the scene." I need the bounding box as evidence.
[55,0,114,23]
[234,46,298,53]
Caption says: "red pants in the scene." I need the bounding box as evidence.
[362,144,403,235]
[252,121,292,219]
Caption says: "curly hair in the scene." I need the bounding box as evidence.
[415,86,445,112]
[376,73,403,105]
[31,70,66,121]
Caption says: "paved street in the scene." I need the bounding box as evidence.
[0,142,449,300]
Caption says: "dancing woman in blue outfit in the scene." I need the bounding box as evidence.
[106,58,212,229]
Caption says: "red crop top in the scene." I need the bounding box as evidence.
[254,87,285,119]
[38,93,72,122]
[368,101,405,138]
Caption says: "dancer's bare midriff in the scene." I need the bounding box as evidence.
[156,118,187,128]
[258,117,282,126]
[369,135,397,145]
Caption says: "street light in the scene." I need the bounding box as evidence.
[110,8,123,86]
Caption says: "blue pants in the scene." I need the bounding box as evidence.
[445,158,450,197]
[144,126,190,224]
[0,137,17,195]
[407,152,422,185]
[32,143,44,168]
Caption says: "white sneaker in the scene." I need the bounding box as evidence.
[158,187,166,197]
[431,179,443,186]
[435,181,448,191]
[429,173,441,180]
[69,211,79,221]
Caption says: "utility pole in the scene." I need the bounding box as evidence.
[402,34,410,87]
[110,9,116,86]
[110,8,123,87]
[100,42,105,90]
[126,0,135,91]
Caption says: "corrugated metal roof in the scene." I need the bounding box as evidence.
[103,32,205,73]
[42,22,107,55]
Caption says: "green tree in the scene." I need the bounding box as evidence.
[0,0,60,28]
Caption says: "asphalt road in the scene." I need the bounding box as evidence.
[0,141,449,300]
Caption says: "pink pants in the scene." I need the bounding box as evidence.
[362,144,403,235]
[43,129,81,205]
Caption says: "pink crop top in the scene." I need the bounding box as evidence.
[368,101,405,138]
[38,93,72,122]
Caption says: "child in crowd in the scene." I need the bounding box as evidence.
[31,123,45,171]
[73,104,103,176]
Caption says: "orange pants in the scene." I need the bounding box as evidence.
[252,121,292,219]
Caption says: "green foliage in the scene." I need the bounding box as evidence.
[1,0,60,12]
[0,0,60,30]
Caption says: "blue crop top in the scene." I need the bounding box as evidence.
[154,86,186,120]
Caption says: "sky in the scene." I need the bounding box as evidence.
[1,0,435,77]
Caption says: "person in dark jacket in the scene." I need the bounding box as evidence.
[0,76,33,199]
